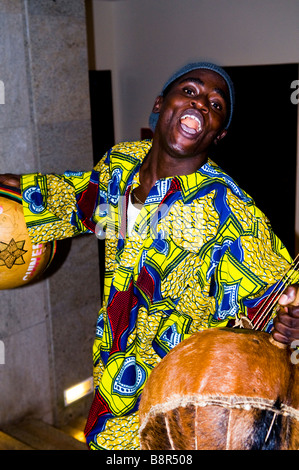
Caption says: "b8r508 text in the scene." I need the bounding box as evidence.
[150,454,192,465]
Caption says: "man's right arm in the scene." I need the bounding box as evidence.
[0,151,110,244]
[0,170,98,243]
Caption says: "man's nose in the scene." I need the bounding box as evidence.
[191,95,209,113]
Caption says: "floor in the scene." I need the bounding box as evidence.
[0,416,88,450]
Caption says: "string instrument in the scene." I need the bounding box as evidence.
[139,255,299,450]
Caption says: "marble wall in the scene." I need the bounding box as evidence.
[0,0,100,426]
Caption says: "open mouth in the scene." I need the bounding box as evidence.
[179,110,203,135]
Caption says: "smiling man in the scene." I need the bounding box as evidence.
[1,62,299,450]
[135,65,231,206]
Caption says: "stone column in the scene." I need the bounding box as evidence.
[0,0,100,427]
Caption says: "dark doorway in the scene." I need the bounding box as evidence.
[213,63,298,257]
[89,70,115,295]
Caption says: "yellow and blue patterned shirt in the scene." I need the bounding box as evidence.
[21,140,297,450]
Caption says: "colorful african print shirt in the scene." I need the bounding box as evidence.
[20,140,298,450]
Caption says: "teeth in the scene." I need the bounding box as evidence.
[181,114,201,124]
[180,114,202,132]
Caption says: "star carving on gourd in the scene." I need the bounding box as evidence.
[0,238,27,268]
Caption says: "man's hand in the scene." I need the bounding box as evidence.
[272,285,299,346]
[0,174,21,188]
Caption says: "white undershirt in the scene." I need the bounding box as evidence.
[127,194,141,236]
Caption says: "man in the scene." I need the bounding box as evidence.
[1,62,299,450]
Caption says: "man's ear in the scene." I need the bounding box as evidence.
[152,95,164,114]
[214,129,227,145]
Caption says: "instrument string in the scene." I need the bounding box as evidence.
[250,253,299,331]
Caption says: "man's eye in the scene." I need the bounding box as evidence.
[183,87,195,96]
[211,101,222,110]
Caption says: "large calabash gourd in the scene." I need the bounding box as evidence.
[0,185,56,289]
[139,328,299,450]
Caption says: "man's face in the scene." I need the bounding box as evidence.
[153,69,229,159]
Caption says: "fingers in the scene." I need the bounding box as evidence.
[272,304,299,345]
[271,330,290,345]
[278,284,299,307]
[0,174,21,188]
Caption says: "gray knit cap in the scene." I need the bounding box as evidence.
[149,61,235,131]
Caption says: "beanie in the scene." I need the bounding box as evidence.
[149,62,235,132]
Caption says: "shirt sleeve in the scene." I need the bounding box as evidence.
[20,154,109,244]
[208,198,299,331]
